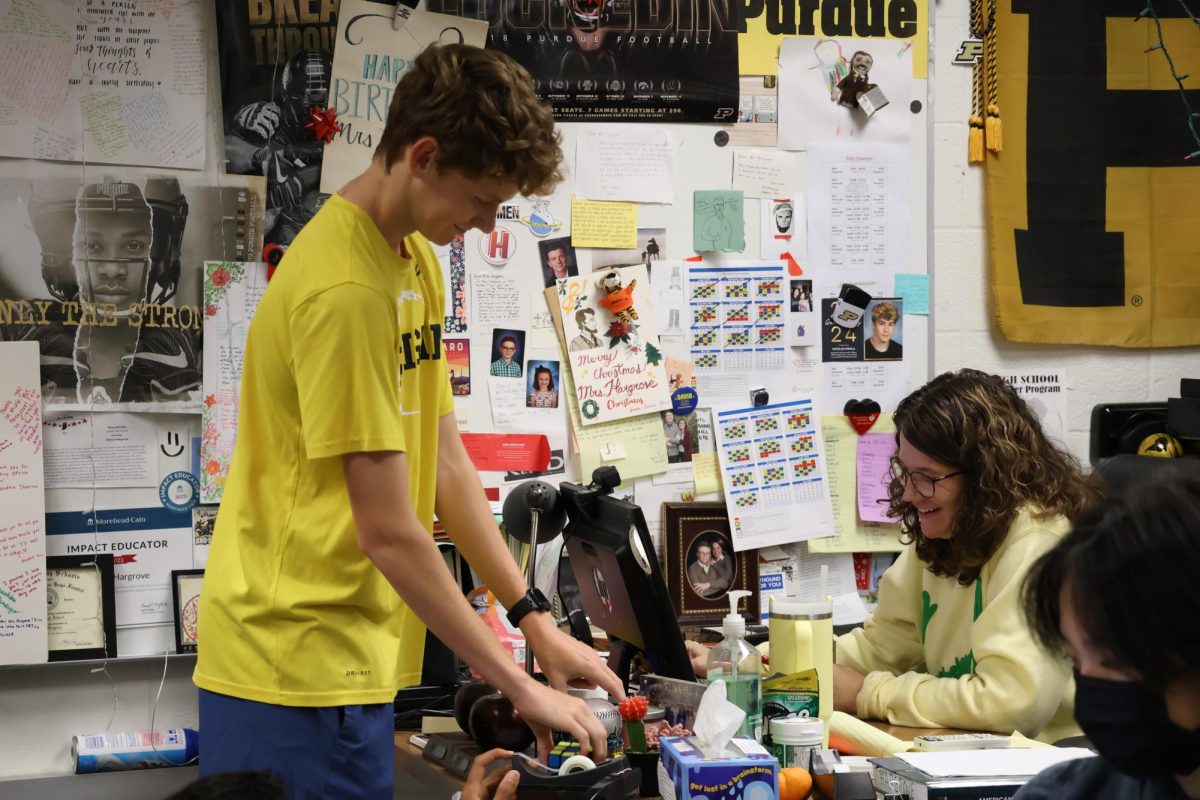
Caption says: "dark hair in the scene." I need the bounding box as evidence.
[1022,469,1200,690]
[889,369,1101,585]
[499,335,517,349]
[533,365,554,391]
[374,44,562,197]
[167,771,285,799]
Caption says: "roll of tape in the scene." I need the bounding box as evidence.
[557,754,596,776]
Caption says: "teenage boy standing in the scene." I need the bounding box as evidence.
[195,45,623,798]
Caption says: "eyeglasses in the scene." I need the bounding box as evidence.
[888,457,966,499]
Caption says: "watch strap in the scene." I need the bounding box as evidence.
[506,588,550,628]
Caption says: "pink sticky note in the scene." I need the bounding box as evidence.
[857,433,897,523]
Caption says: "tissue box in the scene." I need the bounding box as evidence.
[657,735,778,800]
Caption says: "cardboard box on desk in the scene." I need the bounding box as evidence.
[657,735,778,800]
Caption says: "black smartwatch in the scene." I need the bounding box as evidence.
[506,588,551,628]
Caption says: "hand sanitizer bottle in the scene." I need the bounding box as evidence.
[706,589,763,742]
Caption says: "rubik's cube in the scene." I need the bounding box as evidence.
[548,740,582,769]
[763,465,786,483]
[726,281,750,298]
[792,435,815,454]
[696,353,719,369]
[726,304,751,323]
[794,458,818,478]
[759,327,783,345]
[787,412,811,431]
[694,306,718,325]
[729,446,751,463]
[758,304,781,320]
[727,330,750,346]
[725,422,748,439]
[729,470,756,488]
[693,329,719,347]
[758,279,781,295]
[692,281,718,299]
[755,416,779,434]
[735,492,758,509]
[758,440,782,459]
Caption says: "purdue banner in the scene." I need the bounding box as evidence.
[988,0,1200,347]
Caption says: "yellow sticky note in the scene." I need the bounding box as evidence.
[571,197,638,248]
[692,452,723,497]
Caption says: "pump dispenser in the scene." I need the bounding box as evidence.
[705,589,763,741]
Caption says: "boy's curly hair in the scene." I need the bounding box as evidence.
[374,44,563,197]
[889,369,1102,585]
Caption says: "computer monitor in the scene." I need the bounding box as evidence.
[557,469,696,690]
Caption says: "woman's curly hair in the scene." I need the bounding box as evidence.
[374,44,563,197]
[889,369,1101,585]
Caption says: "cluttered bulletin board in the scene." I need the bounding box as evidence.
[0,0,929,665]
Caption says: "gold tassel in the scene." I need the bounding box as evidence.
[969,115,985,163]
[985,106,1002,153]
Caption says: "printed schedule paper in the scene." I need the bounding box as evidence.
[687,263,788,405]
[714,397,835,551]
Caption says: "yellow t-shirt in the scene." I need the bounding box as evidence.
[194,194,453,706]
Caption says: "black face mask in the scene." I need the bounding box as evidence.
[1074,672,1200,779]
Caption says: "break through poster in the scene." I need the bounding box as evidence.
[215,0,341,257]
[424,0,740,122]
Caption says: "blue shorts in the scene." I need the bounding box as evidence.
[197,688,394,800]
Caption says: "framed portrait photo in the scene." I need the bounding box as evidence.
[46,554,117,662]
[662,502,759,626]
[171,569,205,654]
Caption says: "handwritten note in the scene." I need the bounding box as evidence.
[471,274,524,338]
[856,433,897,523]
[732,149,796,199]
[808,415,903,554]
[693,191,746,253]
[0,0,207,168]
[0,342,47,664]
[893,274,930,315]
[544,286,670,480]
[201,262,269,504]
[575,126,675,204]
[571,198,638,249]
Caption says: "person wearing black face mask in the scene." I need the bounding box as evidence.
[1016,468,1200,800]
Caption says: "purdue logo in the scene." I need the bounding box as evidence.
[953,39,982,64]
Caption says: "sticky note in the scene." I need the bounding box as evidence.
[893,274,930,315]
[693,190,745,253]
[571,197,638,248]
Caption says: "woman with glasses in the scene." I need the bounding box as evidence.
[832,369,1101,741]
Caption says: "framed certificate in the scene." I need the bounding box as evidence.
[46,554,117,662]
[171,569,205,654]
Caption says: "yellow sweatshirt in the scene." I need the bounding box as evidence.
[835,507,1080,742]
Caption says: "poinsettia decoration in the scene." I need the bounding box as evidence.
[608,320,632,347]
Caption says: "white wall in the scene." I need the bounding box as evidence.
[929,0,1199,463]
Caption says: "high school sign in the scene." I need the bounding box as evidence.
[987,0,1200,347]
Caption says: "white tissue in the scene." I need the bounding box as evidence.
[693,680,746,755]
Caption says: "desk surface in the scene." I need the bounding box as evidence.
[394,720,972,794]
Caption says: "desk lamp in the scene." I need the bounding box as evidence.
[502,480,568,674]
